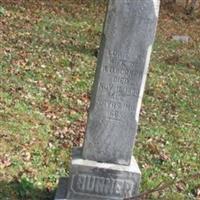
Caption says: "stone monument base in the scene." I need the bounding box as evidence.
[54,148,141,200]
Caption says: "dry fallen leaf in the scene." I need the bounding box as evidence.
[0,155,12,169]
[147,139,160,155]
[159,151,170,161]
[21,151,31,162]
[176,181,186,192]
[197,187,200,199]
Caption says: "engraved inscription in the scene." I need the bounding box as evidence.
[95,47,144,122]
[86,175,95,192]
[95,99,136,121]
[104,65,143,81]
[99,82,140,98]
[96,99,135,112]
[71,174,135,198]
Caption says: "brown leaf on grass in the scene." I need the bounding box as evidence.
[0,155,12,169]
[186,63,195,69]
[197,186,200,198]
[24,167,37,177]
[176,181,186,192]
[46,182,54,192]
[159,151,170,161]
[165,55,180,65]
[141,163,151,169]
[40,99,63,120]
[21,151,31,162]
[147,139,160,155]
[54,119,85,148]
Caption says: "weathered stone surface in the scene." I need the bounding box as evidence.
[83,0,160,165]
[172,35,191,43]
[54,178,69,200]
[55,148,141,200]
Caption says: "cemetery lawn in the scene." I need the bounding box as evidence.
[0,1,199,199]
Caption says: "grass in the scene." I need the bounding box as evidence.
[0,1,200,199]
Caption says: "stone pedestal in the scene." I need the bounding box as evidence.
[55,148,141,200]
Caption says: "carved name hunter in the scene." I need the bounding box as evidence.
[71,174,135,198]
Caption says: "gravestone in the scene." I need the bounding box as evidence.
[55,0,160,199]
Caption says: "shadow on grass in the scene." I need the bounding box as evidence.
[67,45,98,57]
[0,179,55,200]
